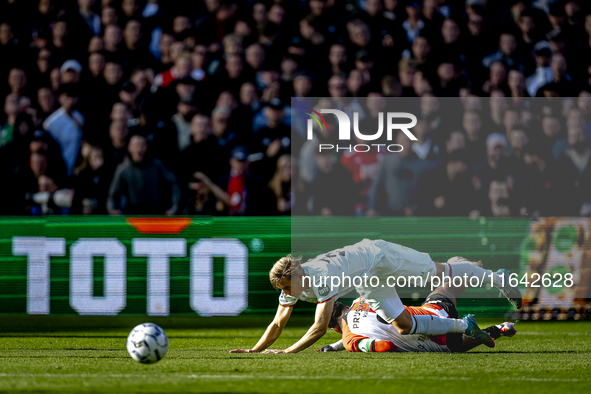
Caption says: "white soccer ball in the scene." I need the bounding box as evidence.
[126,323,168,364]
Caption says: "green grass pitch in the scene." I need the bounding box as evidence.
[0,320,590,393]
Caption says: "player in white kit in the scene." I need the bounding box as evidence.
[229,239,520,354]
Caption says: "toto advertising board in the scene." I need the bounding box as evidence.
[0,217,589,318]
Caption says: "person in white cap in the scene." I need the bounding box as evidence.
[526,41,553,96]
[470,132,511,211]
[60,60,82,84]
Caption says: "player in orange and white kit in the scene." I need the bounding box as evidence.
[320,282,517,353]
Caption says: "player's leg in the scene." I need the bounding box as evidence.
[382,298,467,336]
[373,242,508,305]
[458,322,517,352]
[364,288,494,346]
[419,282,464,352]
[367,292,467,336]
[439,257,522,309]
[425,282,462,308]
[363,243,492,340]
[373,241,513,305]
[437,256,497,282]
[428,259,481,305]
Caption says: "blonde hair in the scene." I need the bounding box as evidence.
[268,154,291,199]
[269,254,302,290]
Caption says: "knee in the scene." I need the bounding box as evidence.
[397,327,411,335]
[392,320,412,335]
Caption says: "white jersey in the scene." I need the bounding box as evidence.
[279,239,434,306]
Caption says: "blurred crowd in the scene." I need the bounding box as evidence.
[0,0,589,217]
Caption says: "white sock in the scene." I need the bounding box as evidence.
[410,315,467,335]
[446,259,503,288]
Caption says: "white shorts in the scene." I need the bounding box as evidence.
[359,240,437,322]
[372,240,436,279]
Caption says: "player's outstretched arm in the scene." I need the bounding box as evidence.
[318,339,345,352]
[263,298,335,354]
[229,304,292,353]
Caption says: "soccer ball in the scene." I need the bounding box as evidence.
[126,323,168,364]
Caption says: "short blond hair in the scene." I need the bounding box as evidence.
[269,254,302,290]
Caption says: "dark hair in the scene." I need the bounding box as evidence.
[58,83,79,97]
[13,113,36,140]
[328,301,347,329]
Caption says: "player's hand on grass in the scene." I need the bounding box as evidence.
[261,349,286,354]
[317,345,336,352]
[229,349,256,353]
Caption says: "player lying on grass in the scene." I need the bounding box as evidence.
[230,239,521,354]
[319,279,517,353]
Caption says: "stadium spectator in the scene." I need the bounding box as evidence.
[183,171,228,216]
[211,105,238,152]
[540,114,564,161]
[482,179,513,217]
[538,52,575,96]
[482,32,521,70]
[76,0,101,37]
[7,68,28,97]
[107,133,180,215]
[172,96,198,152]
[340,95,387,213]
[105,118,129,168]
[526,41,554,96]
[268,154,293,215]
[249,99,291,179]
[31,174,74,215]
[462,110,486,164]
[0,93,20,147]
[180,114,227,184]
[367,130,431,216]
[472,133,512,199]
[416,150,473,216]
[60,60,82,85]
[398,58,418,97]
[553,120,591,216]
[401,2,426,46]
[72,144,111,214]
[482,60,509,96]
[36,87,57,126]
[218,146,274,216]
[502,107,522,148]
[508,68,528,99]
[43,84,84,177]
[0,0,590,218]
[230,82,259,136]
[411,118,440,160]
[307,147,356,216]
[445,130,467,156]
[326,43,350,78]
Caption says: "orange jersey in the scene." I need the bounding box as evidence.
[405,303,445,316]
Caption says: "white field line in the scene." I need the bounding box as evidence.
[0,373,585,382]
